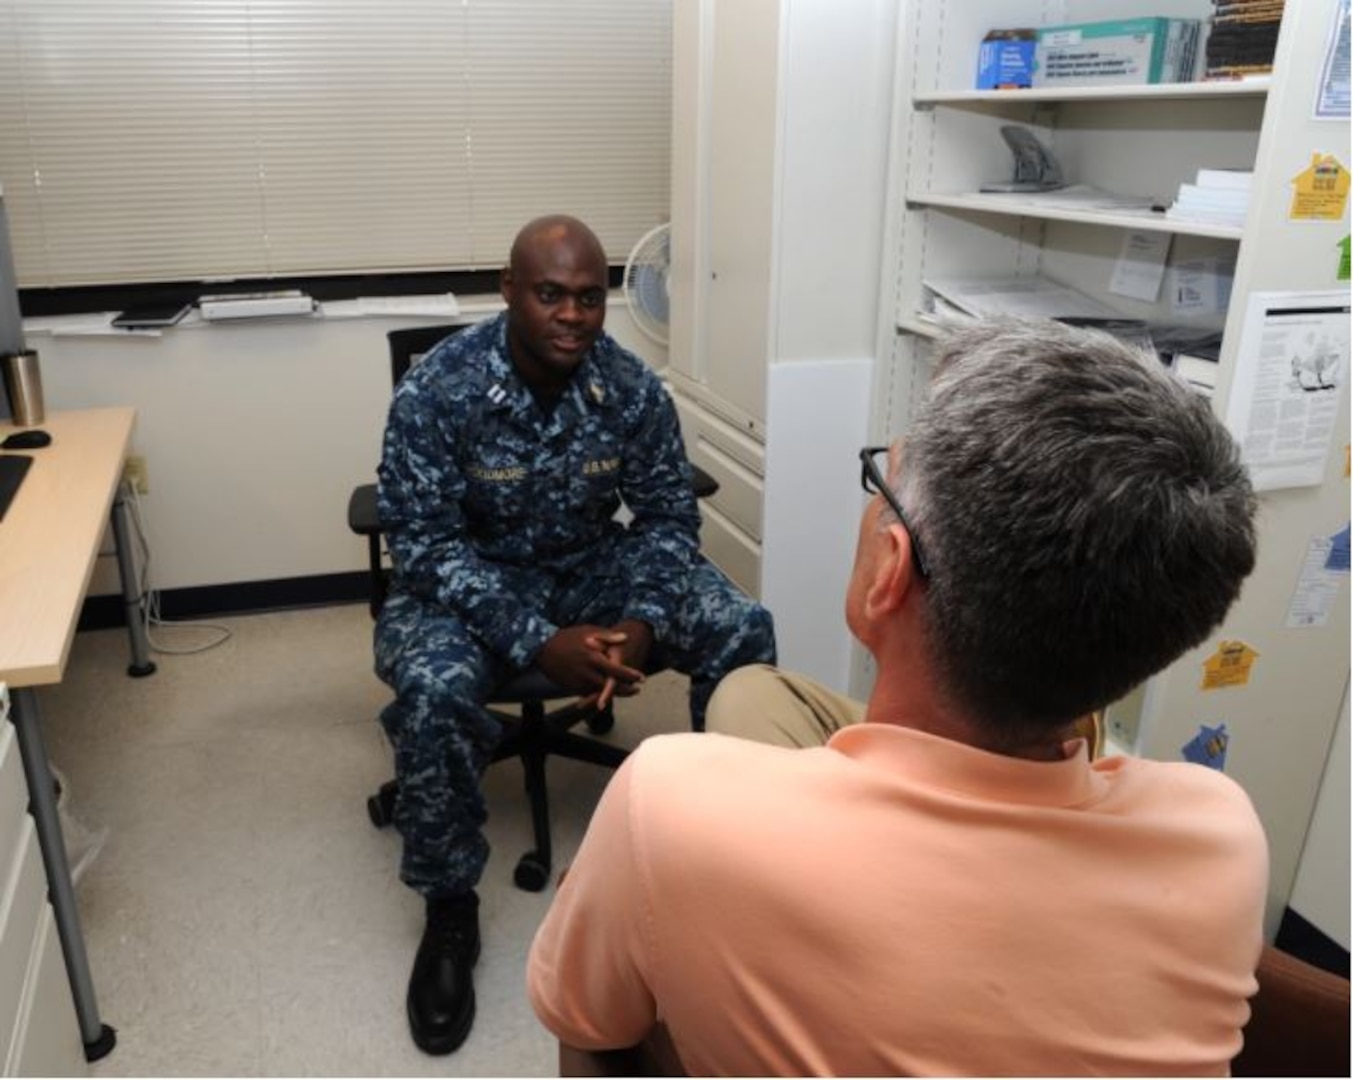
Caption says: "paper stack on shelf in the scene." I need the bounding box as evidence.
[1166,168,1252,227]
[972,184,1159,215]
[921,275,1127,322]
[1204,0,1285,80]
[919,276,1165,355]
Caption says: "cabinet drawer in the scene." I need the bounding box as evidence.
[672,394,766,597]
[699,510,763,599]
[0,821,44,1071]
[690,431,764,543]
[0,726,26,879]
[675,402,764,535]
[7,907,85,1077]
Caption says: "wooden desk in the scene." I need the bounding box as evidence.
[0,407,154,1062]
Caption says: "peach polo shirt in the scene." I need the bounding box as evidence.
[527,725,1268,1076]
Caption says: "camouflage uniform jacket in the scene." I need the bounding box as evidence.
[377,312,701,670]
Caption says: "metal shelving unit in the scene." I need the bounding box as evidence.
[870,0,1350,940]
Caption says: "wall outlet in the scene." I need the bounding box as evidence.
[123,455,149,495]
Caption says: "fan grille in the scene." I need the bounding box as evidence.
[624,224,670,346]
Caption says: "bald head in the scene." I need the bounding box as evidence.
[509,215,607,278]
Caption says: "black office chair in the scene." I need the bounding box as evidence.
[350,324,717,892]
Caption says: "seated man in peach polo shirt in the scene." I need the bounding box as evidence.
[527,318,1268,1076]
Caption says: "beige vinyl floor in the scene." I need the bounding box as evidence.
[38,603,692,1077]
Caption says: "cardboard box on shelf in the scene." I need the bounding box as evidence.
[1033,17,1201,87]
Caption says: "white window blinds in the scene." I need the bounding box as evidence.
[0,0,671,288]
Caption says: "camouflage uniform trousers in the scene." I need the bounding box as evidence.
[373,557,776,899]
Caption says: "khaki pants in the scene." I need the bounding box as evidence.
[706,663,1103,757]
[705,664,866,749]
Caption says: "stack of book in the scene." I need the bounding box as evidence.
[1204,0,1284,79]
[1166,168,1253,228]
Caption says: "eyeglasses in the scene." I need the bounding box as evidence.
[859,446,931,580]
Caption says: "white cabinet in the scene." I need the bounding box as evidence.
[668,0,779,430]
[0,692,86,1077]
[669,0,898,683]
[8,909,80,1078]
[878,1,1350,935]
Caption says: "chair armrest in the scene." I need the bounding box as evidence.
[348,483,380,536]
[559,1025,686,1077]
[1233,944,1351,1077]
[690,463,718,500]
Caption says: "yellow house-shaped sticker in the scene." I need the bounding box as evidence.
[1290,153,1350,222]
[1201,640,1260,690]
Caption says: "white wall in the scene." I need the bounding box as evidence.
[758,0,899,693]
[761,358,872,689]
[771,0,896,368]
[28,296,664,598]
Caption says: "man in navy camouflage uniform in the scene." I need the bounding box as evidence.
[374,214,776,1055]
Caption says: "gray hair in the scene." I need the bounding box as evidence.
[894,318,1257,738]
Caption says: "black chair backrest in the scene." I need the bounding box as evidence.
[387,323,470,388]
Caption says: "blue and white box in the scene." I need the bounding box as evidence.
[977,30,1037,90]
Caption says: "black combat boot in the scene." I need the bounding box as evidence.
[407,891,481,1055]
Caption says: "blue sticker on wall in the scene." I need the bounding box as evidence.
[1182,723,1230,771]
[1325,523,1350,574]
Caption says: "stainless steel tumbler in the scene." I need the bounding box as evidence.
[1,349,44,426]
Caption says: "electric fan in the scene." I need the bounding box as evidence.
[623,223,671,346]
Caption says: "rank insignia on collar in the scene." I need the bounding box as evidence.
[487,384,507,404]
[589,381,604,404]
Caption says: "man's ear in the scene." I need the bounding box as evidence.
[500,266,514,303]
[863,523,919,619]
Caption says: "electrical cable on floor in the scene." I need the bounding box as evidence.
[123,481,233,654]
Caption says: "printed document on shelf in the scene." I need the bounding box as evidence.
[23,311,201,337]
[1109,230,1172,303]
[978,184,1157,215]
[921,275,1123,321]
[321,293,460,319]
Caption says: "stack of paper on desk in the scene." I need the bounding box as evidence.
[921,275,1125,323]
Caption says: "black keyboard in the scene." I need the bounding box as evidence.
[0,454,32,521]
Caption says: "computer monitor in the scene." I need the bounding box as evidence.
[0,193,26,422]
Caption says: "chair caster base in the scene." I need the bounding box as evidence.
[586,707,614,735]
[514,853,550,892]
